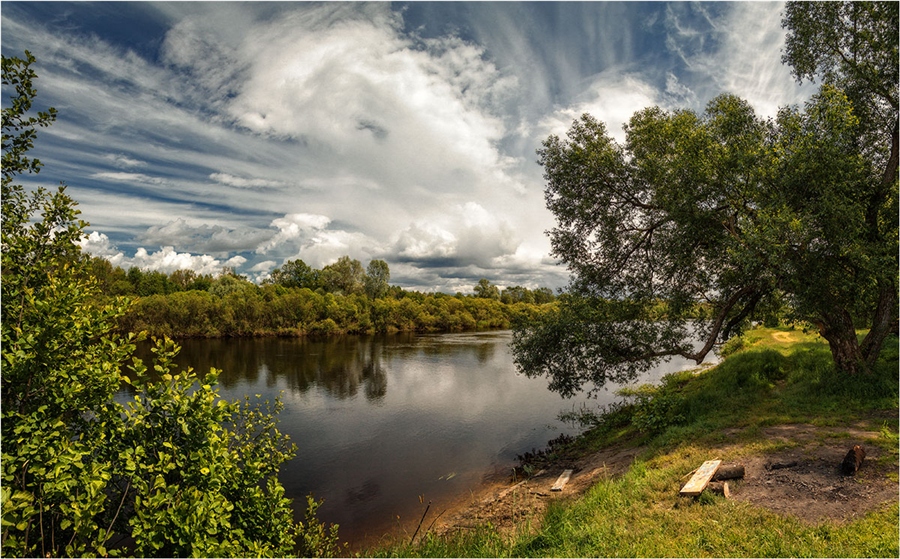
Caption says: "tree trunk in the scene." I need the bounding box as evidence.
[817,309,866,375]
[860,281,898,368]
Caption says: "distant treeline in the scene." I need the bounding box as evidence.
[85,256,558,338]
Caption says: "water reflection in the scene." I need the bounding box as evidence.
[127,331,709,548]
[134,336,395,401]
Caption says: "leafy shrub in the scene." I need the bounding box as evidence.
[618,377,688,435]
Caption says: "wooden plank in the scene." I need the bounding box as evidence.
[551,469,573,492]
[680,460,722,496]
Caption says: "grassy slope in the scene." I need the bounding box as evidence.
[373,327,899,557]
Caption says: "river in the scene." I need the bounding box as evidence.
[130,330,708,547]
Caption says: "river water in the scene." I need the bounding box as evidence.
[130,330,707,547]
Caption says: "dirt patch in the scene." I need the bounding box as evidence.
[726,423,898,523]
[426,421,897,542]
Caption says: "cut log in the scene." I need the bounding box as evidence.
[711,464,745,481]
[680,460,722,497]
[707,481,731,498]
[841,445,865,475]
[550,469,573,492]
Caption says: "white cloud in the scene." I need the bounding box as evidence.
[539,72,663,144]
[391,202,519,268]
[141,218,271,255]
[104,153,147,169]
[664,2,815,118]
[209,173,286,190]
[79,231,244,276]
[256,213,332,255]
[90,172,168,185]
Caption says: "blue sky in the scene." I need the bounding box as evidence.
[2,2,815,292]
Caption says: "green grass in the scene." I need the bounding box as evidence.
[368,328,899,557]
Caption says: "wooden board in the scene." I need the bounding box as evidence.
[680,460,722,496]
[550,469,573,492]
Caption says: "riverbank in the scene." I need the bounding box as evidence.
[363,326,899,557]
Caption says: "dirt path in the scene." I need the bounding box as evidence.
[423,418,898,543]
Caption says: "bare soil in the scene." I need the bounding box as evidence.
[428,417,899,540]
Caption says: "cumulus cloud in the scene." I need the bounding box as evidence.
[391,202,519,268]
[255,213,332,255]
[79,231,245,275]
[539,72,663,143]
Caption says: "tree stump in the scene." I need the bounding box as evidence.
[841,445,865,475]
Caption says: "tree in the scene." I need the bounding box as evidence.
[782,0,899,370]
[364,259,391,299]
[319,256,365,295]
[512,82,897,395]
[473,278,500,300]
[270,258,318,289]
[1,52,339,557]
[501,285,535,305]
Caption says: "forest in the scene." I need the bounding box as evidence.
[83,255,558,338]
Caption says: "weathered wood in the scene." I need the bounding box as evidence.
[712,464,745,481]
[680,460,722,496]
[841,445,865,475]
[707,481,731,499]
[550,469,573,492]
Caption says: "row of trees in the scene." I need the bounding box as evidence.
[512,1,898,396]
[90,254,556,305]
[117,282,555,339]
[83,255,558,338]
[1,52,340,556]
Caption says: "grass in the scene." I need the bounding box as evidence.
[367,327,899,557]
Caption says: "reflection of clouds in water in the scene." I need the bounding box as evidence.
[126,330,694,546]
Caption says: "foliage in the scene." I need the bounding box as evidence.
[364,259,391,299]
[473,278,501,300]
[1,52,337,557]
[319,255,365,296]
[514,77,897,395]
[617,375,689,435]
[513,3,897,394]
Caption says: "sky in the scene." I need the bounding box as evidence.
[1,2,816,292]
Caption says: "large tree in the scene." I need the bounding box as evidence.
[512,69,897,394]
[782,0,898,369]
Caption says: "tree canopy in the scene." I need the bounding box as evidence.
[512,3,897,395]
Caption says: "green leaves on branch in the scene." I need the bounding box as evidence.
[517,71,897,394]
